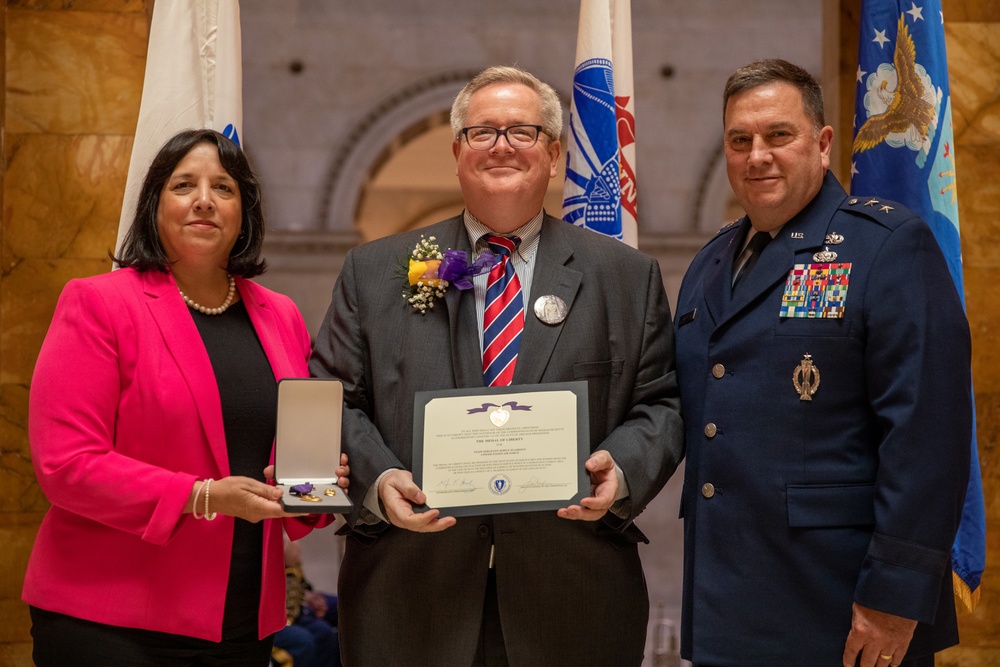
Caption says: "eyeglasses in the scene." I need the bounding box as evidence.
[460,125,545,151]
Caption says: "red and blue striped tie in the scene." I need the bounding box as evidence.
[482,235,524,387]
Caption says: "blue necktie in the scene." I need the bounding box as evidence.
[732,231,771,293]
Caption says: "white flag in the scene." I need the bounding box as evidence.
[562,0,638,248]
[115,0,243,258]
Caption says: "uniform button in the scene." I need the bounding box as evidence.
[711,363,726,379]
[704,423,717,438]
[478,524,490,538]
[701,483,716,498]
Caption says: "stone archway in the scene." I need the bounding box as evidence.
[317,70,480,234]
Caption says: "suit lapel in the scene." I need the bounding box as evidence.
[143,271,231,475]
[513,217,581,385]
[440,219,484,389]
[702,217,747,327]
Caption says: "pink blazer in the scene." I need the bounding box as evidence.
[23,268,318,641]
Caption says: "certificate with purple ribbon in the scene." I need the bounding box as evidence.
[412,381,589,517]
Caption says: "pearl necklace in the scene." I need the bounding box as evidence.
[179,274,236,315]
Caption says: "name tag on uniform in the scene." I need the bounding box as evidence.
[779,263,852,319]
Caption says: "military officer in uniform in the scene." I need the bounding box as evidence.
[674,59,971,667]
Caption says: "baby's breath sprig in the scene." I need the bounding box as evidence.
[402,235,449,314]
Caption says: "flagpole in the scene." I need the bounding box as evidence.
[611,0,638,248]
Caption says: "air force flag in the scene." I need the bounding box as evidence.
[851,0,986,611]
[562,0,638,248]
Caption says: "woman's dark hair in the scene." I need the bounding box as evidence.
[113,128,267,277]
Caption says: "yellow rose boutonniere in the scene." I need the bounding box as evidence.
[401,235,497,314]
[403,236,447,314]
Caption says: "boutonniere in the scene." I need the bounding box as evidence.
[403,235,496,314]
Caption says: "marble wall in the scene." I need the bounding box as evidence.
[0,1,150,663]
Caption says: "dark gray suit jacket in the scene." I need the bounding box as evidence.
[311,213,683,666]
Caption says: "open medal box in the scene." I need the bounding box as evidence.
[275,378,353,514]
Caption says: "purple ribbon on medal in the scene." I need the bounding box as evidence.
[438,249,497,290]
[290,483,313,495]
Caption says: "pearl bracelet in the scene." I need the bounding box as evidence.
[204,478,218,521]
[192,479,207,519]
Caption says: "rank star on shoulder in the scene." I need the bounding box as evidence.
[879,204,894,213]
[864,199,879,207]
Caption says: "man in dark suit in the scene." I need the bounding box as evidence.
[310,66,683,666]
[674,59,972,667]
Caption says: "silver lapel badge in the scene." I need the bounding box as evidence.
[533,295,568,325]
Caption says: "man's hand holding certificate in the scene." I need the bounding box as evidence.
[377,469,457,533]
[555,449,619,521]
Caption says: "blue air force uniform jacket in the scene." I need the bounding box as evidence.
[674,172,971,666]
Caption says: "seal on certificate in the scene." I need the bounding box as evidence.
[489,474,512,495]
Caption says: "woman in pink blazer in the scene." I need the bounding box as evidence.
[23,129,345,666]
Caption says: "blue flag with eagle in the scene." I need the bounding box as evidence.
[851,0,985,611]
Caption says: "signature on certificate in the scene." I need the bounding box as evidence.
[437,478,478,493]
[518,476,568,494]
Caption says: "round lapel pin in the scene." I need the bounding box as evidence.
[533,295,568,325]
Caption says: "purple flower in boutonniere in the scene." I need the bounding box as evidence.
[403,236,497,314]
[439,248,496,290]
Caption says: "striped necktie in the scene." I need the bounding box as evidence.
[482,235,524,386]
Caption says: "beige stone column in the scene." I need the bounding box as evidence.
[0,1,149,663]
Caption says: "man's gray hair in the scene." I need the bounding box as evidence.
[451,65,563,140]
